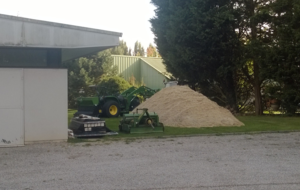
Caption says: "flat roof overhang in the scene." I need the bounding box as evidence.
[0,14,122,61]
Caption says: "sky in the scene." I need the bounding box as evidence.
[0,0,157,50]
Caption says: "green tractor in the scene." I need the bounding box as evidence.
[74,86,158,118]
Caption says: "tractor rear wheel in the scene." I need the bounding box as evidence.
[104,101,120,117]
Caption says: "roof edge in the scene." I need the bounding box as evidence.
[0,13,122,37]
[112,55,145,58]
[140,58,172,79]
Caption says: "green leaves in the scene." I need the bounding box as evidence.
[97,76,132,96]
[151,0,300,115]
[150,0,240,111]
[133,41,145,56]
[265,0,300,114]
[110,40,131,55]
[62,50,118,107]
[146,43,158,57]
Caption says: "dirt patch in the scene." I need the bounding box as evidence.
[134,85,244,128]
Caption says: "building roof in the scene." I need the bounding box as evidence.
[140,57,172,79]
[0,14,122,61]
[0,14,122,37]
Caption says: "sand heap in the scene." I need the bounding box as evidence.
[133,85,244,128]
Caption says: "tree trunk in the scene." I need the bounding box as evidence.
[249,0,263,115]
[253,60,263,115]
[223,71,239,114]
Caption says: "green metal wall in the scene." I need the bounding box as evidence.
[112,55,141,83]
[140,60,167,90]
[112,55,168,90]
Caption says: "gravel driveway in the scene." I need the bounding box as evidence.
[1,132,300,190]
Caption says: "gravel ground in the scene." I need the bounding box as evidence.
[1,132,300,190]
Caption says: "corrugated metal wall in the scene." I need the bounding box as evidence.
[113,55,141,83]
[141,62,167,90]
[112,55,168,90]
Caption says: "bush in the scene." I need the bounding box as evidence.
[97,76,131,95]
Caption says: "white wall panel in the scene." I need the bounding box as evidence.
[24,69,68,142]
[0,69,24,147]
[0,69,23,109]
[0,109,23,146]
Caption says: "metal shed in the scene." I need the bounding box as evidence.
[0,14,122,147]
[112,55,171,89]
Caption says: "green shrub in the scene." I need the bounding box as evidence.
[97,76,131,95]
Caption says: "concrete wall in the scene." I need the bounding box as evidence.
[0,68,68,147]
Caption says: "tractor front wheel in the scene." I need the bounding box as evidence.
[104,101,120,117]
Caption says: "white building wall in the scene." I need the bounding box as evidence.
[0,69,24,147]
[0,68,68,147]
[24,69,68,143]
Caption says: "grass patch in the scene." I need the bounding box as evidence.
[68,109,300,142]
[68,109,77,125]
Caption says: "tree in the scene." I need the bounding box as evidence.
[128,48,132,56]
[263,0,300,114]
[234,0,275,115]
[235,0,300,115]
[110,40,131,55]
[146,43,158,57]
[62,50,118,107]
[150,0,242,112]
[133,41,145,56]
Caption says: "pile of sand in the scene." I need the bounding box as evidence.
[133,85,244,128]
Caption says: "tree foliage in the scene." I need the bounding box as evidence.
[110,40,132,55]
[264,0,300,114]
[151,0,300,115]
[97,76,132,95]
[62,50,118,107]
[233,0,275,115]
[146,43,158,57]
[150,0,241,112]
[133,41,145,56]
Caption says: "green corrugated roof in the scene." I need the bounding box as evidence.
[140,57,172,79]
